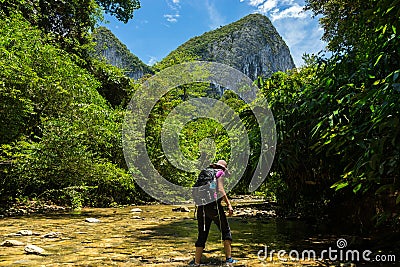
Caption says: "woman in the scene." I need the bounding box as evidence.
[190,160,238,266]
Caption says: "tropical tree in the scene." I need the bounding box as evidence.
[303,0,400,224]
[0,13,139,208]
[0,0,140,60]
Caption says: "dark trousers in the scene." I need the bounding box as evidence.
[195,202,232,248]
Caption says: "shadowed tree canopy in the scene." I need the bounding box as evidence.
[97,0,140,23]
[0,0,140,58]
[305,0,399,54]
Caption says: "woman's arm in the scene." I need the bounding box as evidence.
[216,171,233,216]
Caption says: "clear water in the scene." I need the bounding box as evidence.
[0,203,378,266]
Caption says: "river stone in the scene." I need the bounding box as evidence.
[42,232,61,238]
[140,230,155,234]
[12,260,30,264]
[130,208,142,212]
[85,218,101,223]
[17,230,33,236]
[172,206,190,212]
[171,256,192,262]
[24,244,45,255]
[1,240,25,247]
[6,233,22,237]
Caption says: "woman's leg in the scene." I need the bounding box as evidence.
[212,203,233,259]
[195,247,203,264]
[224,240,232,259]
[194,206,212,264]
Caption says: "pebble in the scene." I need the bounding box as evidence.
[85,218,101,223]
[24,244,45,255]
[172,206,190,212]
[140,230,155,234]
[6,233,22,237]
[0,240,25,247]
[171,256,192,262]
[131,208,142,212]
[42,232,61,238]
[17,230,33,236]
[13,260,30,264]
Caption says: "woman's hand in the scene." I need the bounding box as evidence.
[227,204,233,217]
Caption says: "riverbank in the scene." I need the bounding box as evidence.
[0,200,69,217]
[0,195,265,217]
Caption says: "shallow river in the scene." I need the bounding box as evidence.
[0,203,384,266]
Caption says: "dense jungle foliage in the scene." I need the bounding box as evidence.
[0,0,399,231]
[0,0,142,209]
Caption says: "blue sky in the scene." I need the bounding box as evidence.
[100,0,326,67]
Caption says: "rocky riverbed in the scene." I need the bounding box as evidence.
[0,201,387,266]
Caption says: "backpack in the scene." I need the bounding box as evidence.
[192,168,219,206]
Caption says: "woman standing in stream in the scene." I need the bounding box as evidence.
[190,160,238,266]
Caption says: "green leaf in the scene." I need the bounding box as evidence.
[373,79,382,85]
[382,24,387,34]
[342,171,353,179]
[353,183,362,193]
[326,78,333,86]
[386,6,395,14]
[396,194,400,205]
[331,181,349,191]
[369,105,375,112]
[374,54,383,67]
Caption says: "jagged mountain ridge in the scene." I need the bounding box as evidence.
[95,14,295,81]
[92,27,152,79]
[156,14,295,80]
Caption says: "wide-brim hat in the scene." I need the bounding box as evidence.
[210,160,230,175]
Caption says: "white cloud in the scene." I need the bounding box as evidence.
[273,15,326,66]
[164,14,180,23]
[148,56,158,66]
[164,0,181,23]
[205,0,225,29]
[270,4,307,21]
[249,0,265,6]
[167,0,180,9]
[257,0,278,13]
[245,0,307,21]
